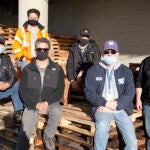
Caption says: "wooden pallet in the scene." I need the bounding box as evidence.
[0,109,146,150]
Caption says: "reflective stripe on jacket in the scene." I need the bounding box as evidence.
[12,27,49,62]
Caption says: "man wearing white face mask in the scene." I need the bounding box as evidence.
[85,40,137,150]
[0,34,23,122]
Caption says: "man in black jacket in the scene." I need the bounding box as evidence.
[136,56,150,149]
[16,38,65,150]
[66,28,101,92]
[0,34,23,122]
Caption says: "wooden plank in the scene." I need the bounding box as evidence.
[49,34,75,40]
[62,108,92,121]
[57,140,87,150]
[132,110,142,122]
[51,38,75,43]
[61,116,95,127]
[62,105,90,113]
[64,103,90,112]
[0,130,17,143]
[56,131,93,147]
[51,42,73,46]
[62,112,92,121]
[60,116,95,135]
[62,108,91,118]
[50,50,69,58]
[59,124,94,137]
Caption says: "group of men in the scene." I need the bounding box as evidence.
[0,7,150,150]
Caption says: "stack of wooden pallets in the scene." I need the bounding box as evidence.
[35,101,143,150]
[49,33,75,74]
[0,24,17,49]
[48,34,76,105]
[0,96,145,149]
[0,24,18,67]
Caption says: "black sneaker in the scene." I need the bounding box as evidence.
[13,110,23,123]
[43,135,56,150]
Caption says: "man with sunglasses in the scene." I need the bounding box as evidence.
[16,38,65,150]
[85,40,137,150]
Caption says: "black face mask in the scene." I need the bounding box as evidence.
[28,19,38,26]
[36,51,48,60]
[79,39,89,46]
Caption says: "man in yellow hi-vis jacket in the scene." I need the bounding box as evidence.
[12,8,49,70]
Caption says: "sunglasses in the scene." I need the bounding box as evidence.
[104,50,117,55]
[36,48,49,52]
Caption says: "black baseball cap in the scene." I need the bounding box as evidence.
[79,28,90,37]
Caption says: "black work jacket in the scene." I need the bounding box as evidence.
[136,56,150,105]
[0,54,17,87]
[19,58,65,109]
[66,40,101,81]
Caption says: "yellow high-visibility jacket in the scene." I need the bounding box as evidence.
[12,26,49,62]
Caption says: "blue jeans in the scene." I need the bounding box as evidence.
[94,110,137,150]
[143,105,150,150]
[0,82,23,111]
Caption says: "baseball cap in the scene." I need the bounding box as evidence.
[104,40,118,51]
[79,28,90,37]
[0,34,5,45]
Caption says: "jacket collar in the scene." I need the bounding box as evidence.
[23,21,44,30]
[28,58,54,71]
[70,41,93,52]
[99,60,121,70]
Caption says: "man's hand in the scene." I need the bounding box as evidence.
[136,88,143,110]
[97,106,114,112]
[136,99,142,110]
[36,101,48,115]
[0,82,10,91]
[105,100,118,110]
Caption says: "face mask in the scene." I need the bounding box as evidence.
[0,46,5,54]
[79,39,89,46]
[36,51,48,60]
[103,55,117,65]
[28,19,38,26]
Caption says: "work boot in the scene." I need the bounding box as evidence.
[43,135,56,150]
[13,110,23,123]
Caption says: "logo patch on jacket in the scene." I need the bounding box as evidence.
[96,77,102,81]
[52,68,56,71]
[118,78,124,84]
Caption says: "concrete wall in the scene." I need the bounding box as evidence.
[48,0,150,65]
[0,0,150,65]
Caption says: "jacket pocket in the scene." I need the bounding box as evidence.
[27,71,41,89]
[44,69,58,88]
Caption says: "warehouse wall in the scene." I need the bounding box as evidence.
[48,0,150,64]
[0,0,150,65]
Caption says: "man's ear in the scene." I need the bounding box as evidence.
[116,52,120,57]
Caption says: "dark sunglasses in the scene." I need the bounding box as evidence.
[104,50,117,55]
[36,48,49,52]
